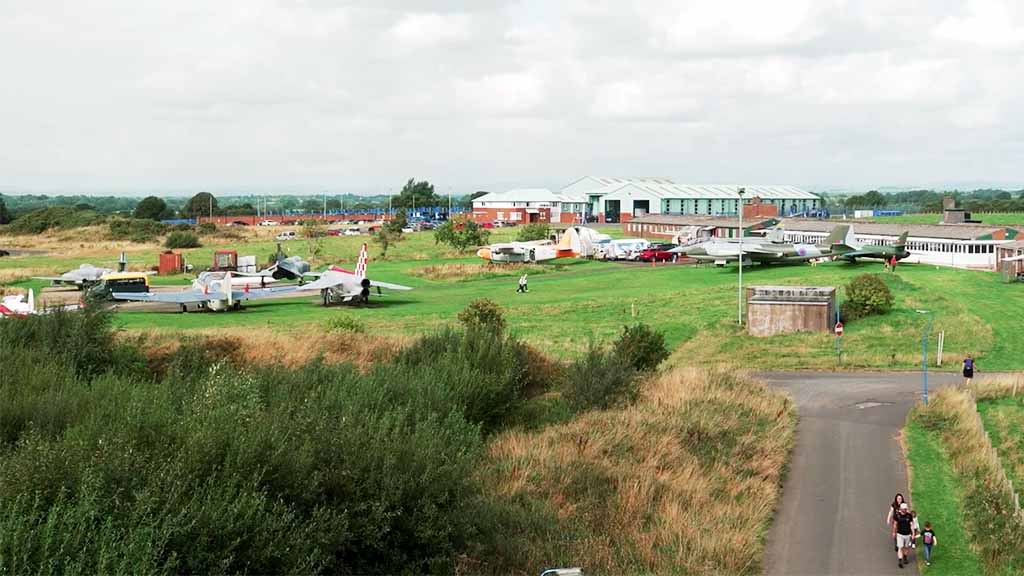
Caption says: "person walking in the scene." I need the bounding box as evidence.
[886,493,905,551]
[516,273,528,294]
[963,354,975,386]
[921,521,937,566]
[889,254,898,272]
[893,503,914,568]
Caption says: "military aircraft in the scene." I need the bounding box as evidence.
[33,264,116,289]
[0,289,36,317]
[111,271,302,312]
[681,225,852,266]
[296,243,412,305]
[476,226,609,263]
[834,231,910,263]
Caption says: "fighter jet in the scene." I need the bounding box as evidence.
[1,289,80,318]
[33,264,115,289]
[296,243,412,305]
[682,225,852,266]
[111,271,302,312]
[834,231,910,263]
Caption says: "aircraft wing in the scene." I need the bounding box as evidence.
[290,272,346,292]
[232,285,303,300]
[112,290,209,304]
[32,276,72,283]
[369,280,413,291]
[704,244,781,257]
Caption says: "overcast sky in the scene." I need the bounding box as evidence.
[2,0,1023,195]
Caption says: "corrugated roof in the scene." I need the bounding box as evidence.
[629,215,778,228]
[996,240,1024,250]
[474,188,559,204]
[602,183,819,201]
[782,219,1017,240]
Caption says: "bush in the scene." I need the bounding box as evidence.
[458,298,506,333]
[6,206,103,234]
[197,222,217,234]
[108,217,168,242]
[164,231,201,249]
[616,323,669,372]
[562,342,638,412]
[841,273,894,320]
[516,222,550,242]
[324,314,366,334]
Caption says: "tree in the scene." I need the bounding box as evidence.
[373,227,402,258]
[0,198,10,225]
[222,203,256,216]
[326,198,342,211]
[383,211,407,235]
[516,222,550,242]
[841,273,894,320]
[301,199,322,213]
[182,192,219,219]
[433,216,490,252]
[393,178,442,209]
[134,196,168,221]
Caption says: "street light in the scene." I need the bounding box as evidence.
[737,187,746,325]
[916,309,934,404]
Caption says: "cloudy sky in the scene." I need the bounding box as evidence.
[2,0,1023,195]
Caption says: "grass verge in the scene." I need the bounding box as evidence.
[904,419,982,574]
[469,368,796,575]
[907,387,1024,575]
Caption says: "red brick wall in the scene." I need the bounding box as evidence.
[619,213,633,223]
[743,203,778,219]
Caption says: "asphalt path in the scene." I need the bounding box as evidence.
[760,371,972,576]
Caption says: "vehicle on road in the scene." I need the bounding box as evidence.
[275,230,297,241]
[343,227,362,236]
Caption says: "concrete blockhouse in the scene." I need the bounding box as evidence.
[746,286,837,337]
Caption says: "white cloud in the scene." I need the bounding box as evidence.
[388,12,474,50]
[933,0,1024,51]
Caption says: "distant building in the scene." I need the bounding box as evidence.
[471,177,822,225]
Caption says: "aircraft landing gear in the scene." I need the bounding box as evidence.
[179,303,187,313]
[232,301,241,311]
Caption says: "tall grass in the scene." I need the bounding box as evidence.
[471,368,796,575]
[908,387,1024,574]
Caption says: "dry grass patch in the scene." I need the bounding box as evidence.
[471,368,795,575]
[411,262,557,282]
[0,267,60,285]
[131,328,412,372]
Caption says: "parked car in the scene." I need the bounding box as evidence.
[275,230,297,241]
[343,227,362,236]
[637,243,678,262]
[258,220,279,226]
[326,228,343,236]
[481,222,495,228]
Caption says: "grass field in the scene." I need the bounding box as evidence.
[977,395,1024,495]
[870,212,1024,226]
[4,226,1024,370]
[904,420,983,574]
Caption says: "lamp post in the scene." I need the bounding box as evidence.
[737,187,746,325]
[916,309,934,404]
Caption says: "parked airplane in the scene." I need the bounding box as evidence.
[0,289,35,317]
[834,231,910,263]
[33,264,115,289]
[1,289,80,318]
[296,243,412,305]
[476,226,610,263]
[111,271,301,312]
[681,225,852,266]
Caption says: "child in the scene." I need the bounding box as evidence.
[911,510,920,549]
[921,522,937,566]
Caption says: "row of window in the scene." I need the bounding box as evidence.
[785,233,997,254]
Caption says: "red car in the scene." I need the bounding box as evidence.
[638,244,678,262]
[480,222,495,228]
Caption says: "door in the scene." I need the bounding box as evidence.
[605,200,620,223]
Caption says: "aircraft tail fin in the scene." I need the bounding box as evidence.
[356,243,368,278]
[894,231,909,248]
[820,225,852,249]
[28,288,35,314]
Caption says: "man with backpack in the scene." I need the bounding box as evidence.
[893,503,914,568]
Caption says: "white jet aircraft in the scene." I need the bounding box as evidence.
[296,243,412,305]
[111,271,300,312]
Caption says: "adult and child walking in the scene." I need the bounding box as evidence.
[887,493,938,568]
[516,273,529,294]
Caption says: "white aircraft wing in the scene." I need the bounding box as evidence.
[291,272,347,292]
[369,279,413,291]
[32,276,73,282]
[232,285,303,300]
[112,290,210,304]
[704,244,780,257]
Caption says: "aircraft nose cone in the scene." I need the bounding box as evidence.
[476,248,492,260]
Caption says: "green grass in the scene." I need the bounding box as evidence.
[905,420,983,575]
[870,212,1024,226]
[5,228,1024,369]
[977,396,1024,492]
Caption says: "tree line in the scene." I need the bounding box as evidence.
[836,188,1024,212]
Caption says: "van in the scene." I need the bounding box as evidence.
[86,273,150,302]
[275,230,297,241]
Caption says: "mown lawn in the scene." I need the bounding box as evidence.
[904,420,984,575]
[4,227,1024,369]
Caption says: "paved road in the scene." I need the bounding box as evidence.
[761,371,968,576]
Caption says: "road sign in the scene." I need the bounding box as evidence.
[834,321,844,337]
